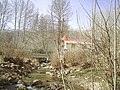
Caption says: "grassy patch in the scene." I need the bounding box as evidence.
[23,68,53,83]
[74,68,91,76]
[36,68,49,74]
[74,68,102,77]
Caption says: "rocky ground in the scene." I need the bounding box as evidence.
[0,57,65,90]
[0,56,110,90]
[0,56,39,89]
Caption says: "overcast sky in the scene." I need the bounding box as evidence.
[31,0,112,29]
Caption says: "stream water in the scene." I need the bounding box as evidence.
[3,68,60,90]
[3,67,85,90]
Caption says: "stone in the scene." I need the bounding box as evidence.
[43,66,49,69]
[65,69,70,75]
[46,72,53,76]
[40,87,45,90]
[0,85,4,89]
[49,82,57,90]
[49,65,53,69]
[16,84,27,90]
[63,64,69,68]
[31,79,44,88]
[0,78,9,85]
[17,80,25,85]
[41,63,47,67]
[27,85,33,90]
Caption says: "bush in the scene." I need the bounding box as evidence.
[64,49,87,67]
[80,62,92,69]
[51,49,87,69]
[2,48,27,58]
[51,53,61,70]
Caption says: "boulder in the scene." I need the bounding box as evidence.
[0,78,9,85]
[16,84,27,90]
[17,80,25,85]
[49,82,58,90]
[46,72,53,76]
[65,69,70,75]
[4,57,14,63]
[31,80,44,88]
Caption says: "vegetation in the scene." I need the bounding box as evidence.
[0,0,120,90]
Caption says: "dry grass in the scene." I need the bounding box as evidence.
[51,53,61,69]
[1,48,27,58]
[64,49,87,67]
[51,49,87,69]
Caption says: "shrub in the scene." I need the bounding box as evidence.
[50,53,61,70]
[51,49,87,68]
[2,48,27,58]
[64,49,87,67]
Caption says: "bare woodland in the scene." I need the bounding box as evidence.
[0,0,120,90]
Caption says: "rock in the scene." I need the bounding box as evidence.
[40,87,45,90]
[46,72,53,76]
[43,66,49,69]
[41,63,46,67]
[39,58,48,63]
[24,58,31,63]
[49,82,57,90]
[117,68,120,76]
[49,66,54,70]
[14,57,24,66]
[65,63,72,67]
[50,85,56,90]
[65,69,70,75]
[38,66,41,69]
[4,57,14,63]
[8,76,17,84]
[27,85,33,90]
[0,85,4,89]
[31,80,44,88]
[2,73,10,78]
[0,63,4,67]
[16,84,27,90]
[10,63,15,67]
[63,64,69,68]
[32,67,36,70]
[17,80,25,84]
[71,68,76,73]
[56,71,61,78]
[56,86,64,90]
[0,78,9,85]
[12,65,19,71]
[76,69,80,72]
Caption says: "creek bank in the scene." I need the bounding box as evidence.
[0,56,93,90]
[0,56,40,89]
[0,56,65,90]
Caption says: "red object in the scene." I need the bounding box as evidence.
[62,36,91,45]
[62,36,69,40]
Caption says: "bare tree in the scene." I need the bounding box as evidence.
[11,0,36,50]
[0,0,12,53]
[79,0,120,89]
[50,0,72,89]
[50,0,71,54]
[113,0,117,89]
[90,0,97,90]
[0,0,11,31]
[11,0,24,48]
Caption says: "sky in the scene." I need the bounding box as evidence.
[31,0,112,29]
